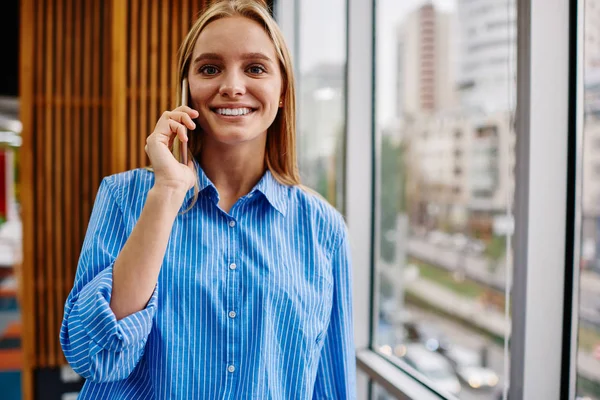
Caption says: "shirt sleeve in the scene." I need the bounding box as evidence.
[59,177,158,383]
[313,226,357,399]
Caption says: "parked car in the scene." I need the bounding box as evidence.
[402,344,462,396]
[444,344,499,390]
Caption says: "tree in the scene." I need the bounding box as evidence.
[379,135,404,263]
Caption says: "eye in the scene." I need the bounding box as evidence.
[247,65,266,75]
[199,65,220,75]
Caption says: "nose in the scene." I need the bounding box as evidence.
[218,70,246,98]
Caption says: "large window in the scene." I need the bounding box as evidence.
[577,0,600,397]
[373,0,515,398]
[297,0,347,211]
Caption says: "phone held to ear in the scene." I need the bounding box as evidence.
[180,78,189,165]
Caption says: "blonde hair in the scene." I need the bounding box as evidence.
[172,0,301,210]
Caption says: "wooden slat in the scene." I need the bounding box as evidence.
[111,0,127,174]
[81,0,92,239]
[160,0,170,115]
[138,0,149,169]
[91,0,101,199]
[150,0,159,155]
[49,0,65,366]
[19,0,36,395]
[42,0,55,366]
[128,0,139,170]
[102,0,112,176]
[192,0,200,21]
[72,0,83,282]
[34,0,46,368]
[32,0,44,370]
[62,0,74,305]
[171,1,180,109]
[181,0,189,59]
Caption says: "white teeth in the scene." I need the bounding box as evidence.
[215,108,252,116]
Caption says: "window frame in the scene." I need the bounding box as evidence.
[277,0,583,398]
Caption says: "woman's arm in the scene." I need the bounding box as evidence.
[60,177,175,382]
[109,183,185,320]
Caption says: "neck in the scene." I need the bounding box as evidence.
[199,139,266,200]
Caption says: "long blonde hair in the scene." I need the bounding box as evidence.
[172,0,301,209]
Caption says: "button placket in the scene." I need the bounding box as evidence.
[226,214,240,385]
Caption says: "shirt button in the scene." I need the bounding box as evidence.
[229,220,236,228]
[227,365,235,373]
[228,311,237,318]
[229,263,237,270]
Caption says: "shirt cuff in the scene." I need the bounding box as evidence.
[77,266,158,352]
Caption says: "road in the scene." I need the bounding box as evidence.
[407,237,600,328]
[405,305,507,400]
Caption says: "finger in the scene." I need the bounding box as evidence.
[168,119,189,144]
[174,105,199,118]
[171,111,197,130]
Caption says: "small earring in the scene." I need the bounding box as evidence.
[279,100,283,107]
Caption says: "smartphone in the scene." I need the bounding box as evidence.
[180,78,189,165]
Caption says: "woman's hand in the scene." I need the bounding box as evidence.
[145,106,199,194]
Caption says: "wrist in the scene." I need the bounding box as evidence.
[148,184,188,208]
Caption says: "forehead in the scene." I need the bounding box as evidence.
[193,16,277,59]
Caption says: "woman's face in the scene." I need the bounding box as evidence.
[188,16,283,147]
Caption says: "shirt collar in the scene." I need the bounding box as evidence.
[182,158,288,215]
[252,169,288,216]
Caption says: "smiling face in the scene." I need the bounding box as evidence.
[188,16,283,148]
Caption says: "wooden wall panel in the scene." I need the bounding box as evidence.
[19,1,280,399]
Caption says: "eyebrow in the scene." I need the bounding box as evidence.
[192,52,274,65]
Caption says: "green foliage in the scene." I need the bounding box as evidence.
[486,235,507,261]
[379,136,405,263]
[411,259,485,299]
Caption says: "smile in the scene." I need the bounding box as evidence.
[212,107,255,116]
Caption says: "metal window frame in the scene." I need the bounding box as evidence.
[565,0,585,398]
[345,0,375,396]
[511,0,577,399]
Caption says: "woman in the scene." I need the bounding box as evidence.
[60,0,355,398]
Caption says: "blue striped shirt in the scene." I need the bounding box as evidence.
[60,164,356,399]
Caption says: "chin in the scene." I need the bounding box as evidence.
[209,129,265,146]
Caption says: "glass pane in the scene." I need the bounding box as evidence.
[297,0,347,211]
[371,381,396,400]
[373,1,515,399]
[576,0,600,398]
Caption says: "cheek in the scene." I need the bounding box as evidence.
[188,82,214,108]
